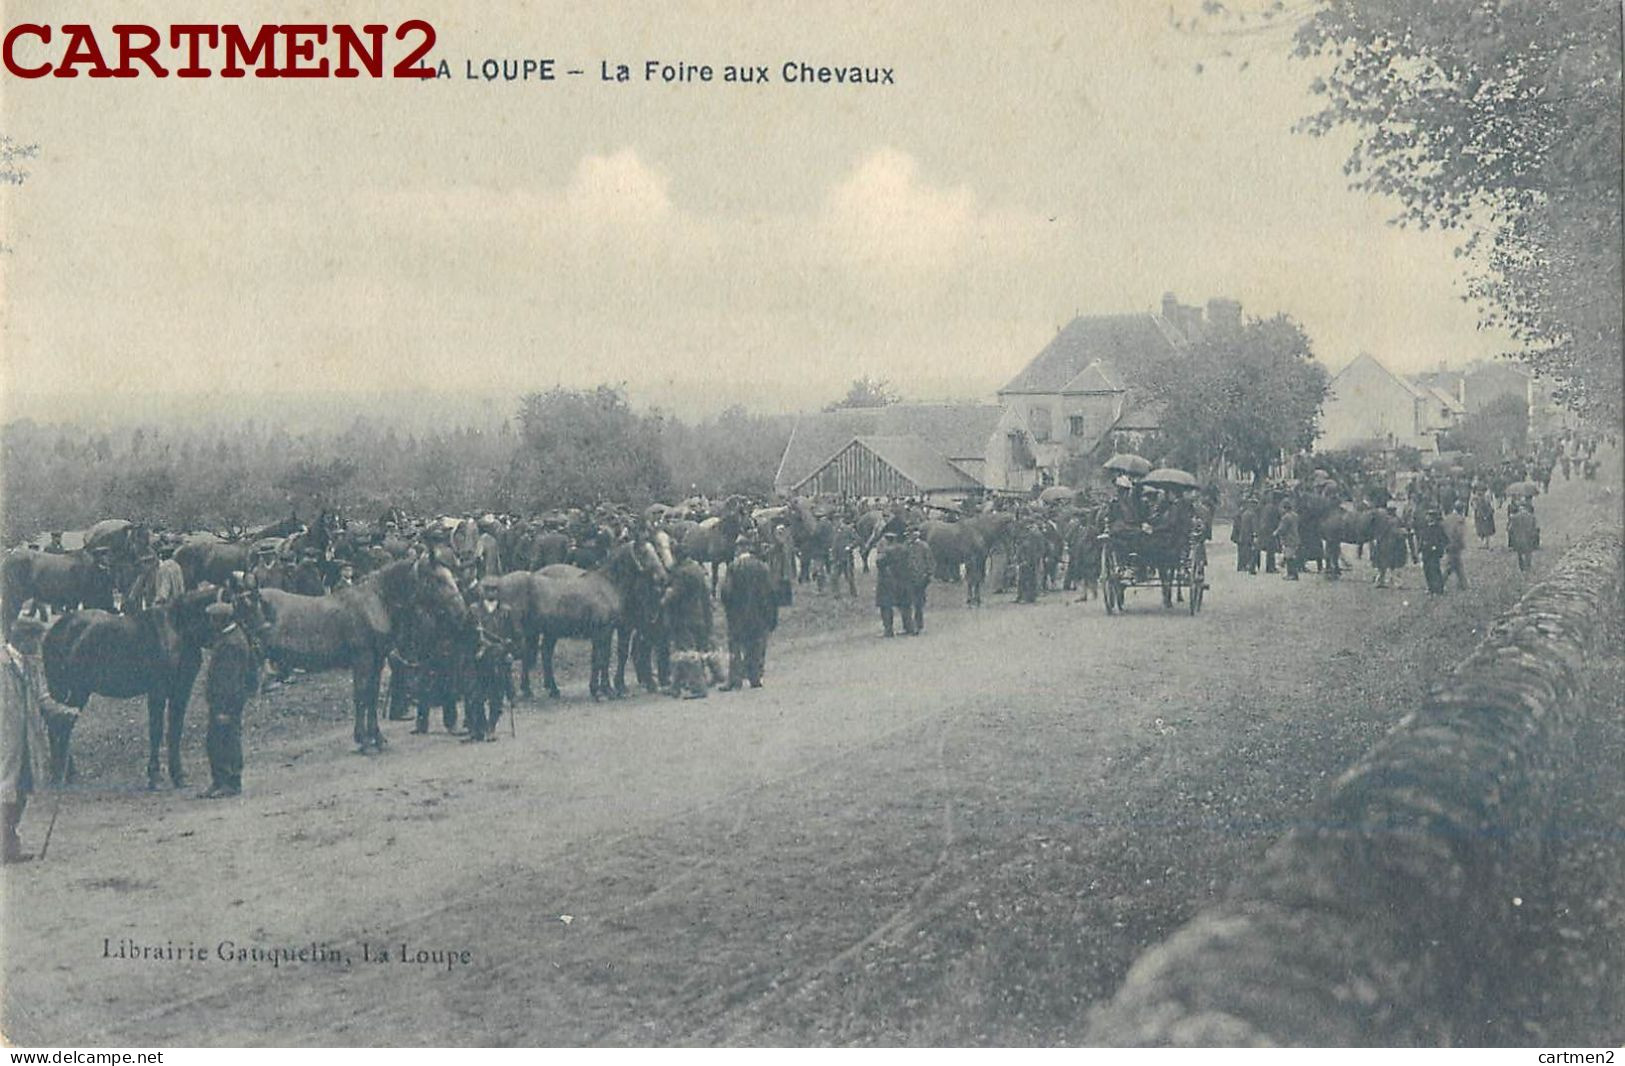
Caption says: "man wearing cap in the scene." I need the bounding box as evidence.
[899,527,933,634]
[719,536,777,689]
[464,577,519,741]
[1231,496,1259,574]
[873,529,908,637]
[1416,505,1449,595]
[200,598,268,798]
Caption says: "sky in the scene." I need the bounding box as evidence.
[0,0,1520,423]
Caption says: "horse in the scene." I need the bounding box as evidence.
[853,509,888,572]
[258,558,469,752]
[786,497,834,586]
[41,585,224,788]
[497,541,666,701]
[175,540,256,589]
[680,512,741,596]
[925,511,1014,606]
[82,519,151,596]
[251,514,306,541]
[1319,505,1379,580]
[2,550,117,638]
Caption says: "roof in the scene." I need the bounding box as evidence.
[999,313,1183,394]
[841,436,982,492]
[1424,385,1465,413]
[774,403,1006,492]
[1059,360,1124,394]
[1335,353,1428,399]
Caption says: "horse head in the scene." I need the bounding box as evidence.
[603,540,667,597]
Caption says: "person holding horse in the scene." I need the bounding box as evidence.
[464,578,520,742]
[199,595,272,799]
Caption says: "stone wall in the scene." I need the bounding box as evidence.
[1086,528,1625,1046]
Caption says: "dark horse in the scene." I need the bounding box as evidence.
[496,540,666,701]
[41,586,223,788]
[259,559,469,751]
[175,540,256,589]
[786,497,835,585]
[2,549,117,638]
[1317,505,1379,580]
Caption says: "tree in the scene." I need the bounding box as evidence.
[1439,391,1529,458]
[506,385,672,509]
[1139,315,1330,483]
[1292,0,1622,425]
[825,375,900,411]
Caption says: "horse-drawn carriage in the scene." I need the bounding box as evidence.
[1097,459,1208,617]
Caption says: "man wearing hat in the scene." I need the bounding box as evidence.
[719,536,777,690]
[1258,491,1282,573]
[1274,497,1301,581]
[899,527,933,634]
[873,529,909,637]
[1416,505,1449,595]
[199,596,270,798]
[662,543,716,698]
[1231,495,1259,574]
[464,577,519,741]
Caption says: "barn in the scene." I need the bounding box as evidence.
[788,435,983,501]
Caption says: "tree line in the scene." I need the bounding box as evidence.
[0,390,793,544]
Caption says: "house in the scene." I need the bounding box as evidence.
[789,436,984,500]
[773,403,1037,498]
[1318,353,1448,453]
[995,292,1238,481]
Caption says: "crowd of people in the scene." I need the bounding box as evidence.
[0,429,1613,862]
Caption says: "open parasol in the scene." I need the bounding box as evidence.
[1142,467,1200,491]
[1103,453,1152,477]
[1038,485,1076,505]
[1508,481,1541,496]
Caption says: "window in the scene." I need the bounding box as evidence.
[1069,414,1088,438]
[1028,405,1052,441]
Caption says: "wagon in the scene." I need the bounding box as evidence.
[1097,525,1207,616]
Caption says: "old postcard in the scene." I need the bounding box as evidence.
[1,0,1621,1050]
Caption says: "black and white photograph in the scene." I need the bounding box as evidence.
[1,0,1621,1050]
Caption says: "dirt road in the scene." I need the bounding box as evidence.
[3,471,1619,1045]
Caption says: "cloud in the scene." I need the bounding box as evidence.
[564,149,673,228]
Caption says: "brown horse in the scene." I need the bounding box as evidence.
[2,550,117,638]
[175,540,256,589]
[259,558,469,751]
[41,585,224,789]
[925,512,1014,606]
[497,541,666,701]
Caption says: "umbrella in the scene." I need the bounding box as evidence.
[1142,467,1200,490]
[1103,453,1152,477]
[1508,481,1541,496]
[1038,485,1075,505]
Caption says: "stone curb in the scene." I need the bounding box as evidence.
[1085,527,1625,1046]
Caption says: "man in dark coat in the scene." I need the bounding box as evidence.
[1065,506,1104,601]
[1014,518,1047,604]
[663,546,715,698]
[1508,501,1540,572]
[719,537,777,689]
[828,519,858,597]
[1416,506,1448,594]
[873,531,908,637]
[1442,504,1469,590]
[1258,493,1282,573]
[1232,497,1258,574]
[464,578,520,741]
[900,528,933,634]
[1274,498,1301,581]
[200,598,270,798]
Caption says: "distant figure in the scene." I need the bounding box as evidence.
[900,528,933,634]
[1442,504,1469,590]
[663,546,715,699]
[43,532,66,556]
[1416,507,1447,595]
[1508,502,1540,573]
[1472,489,1497,548]
[874,532,907,637]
